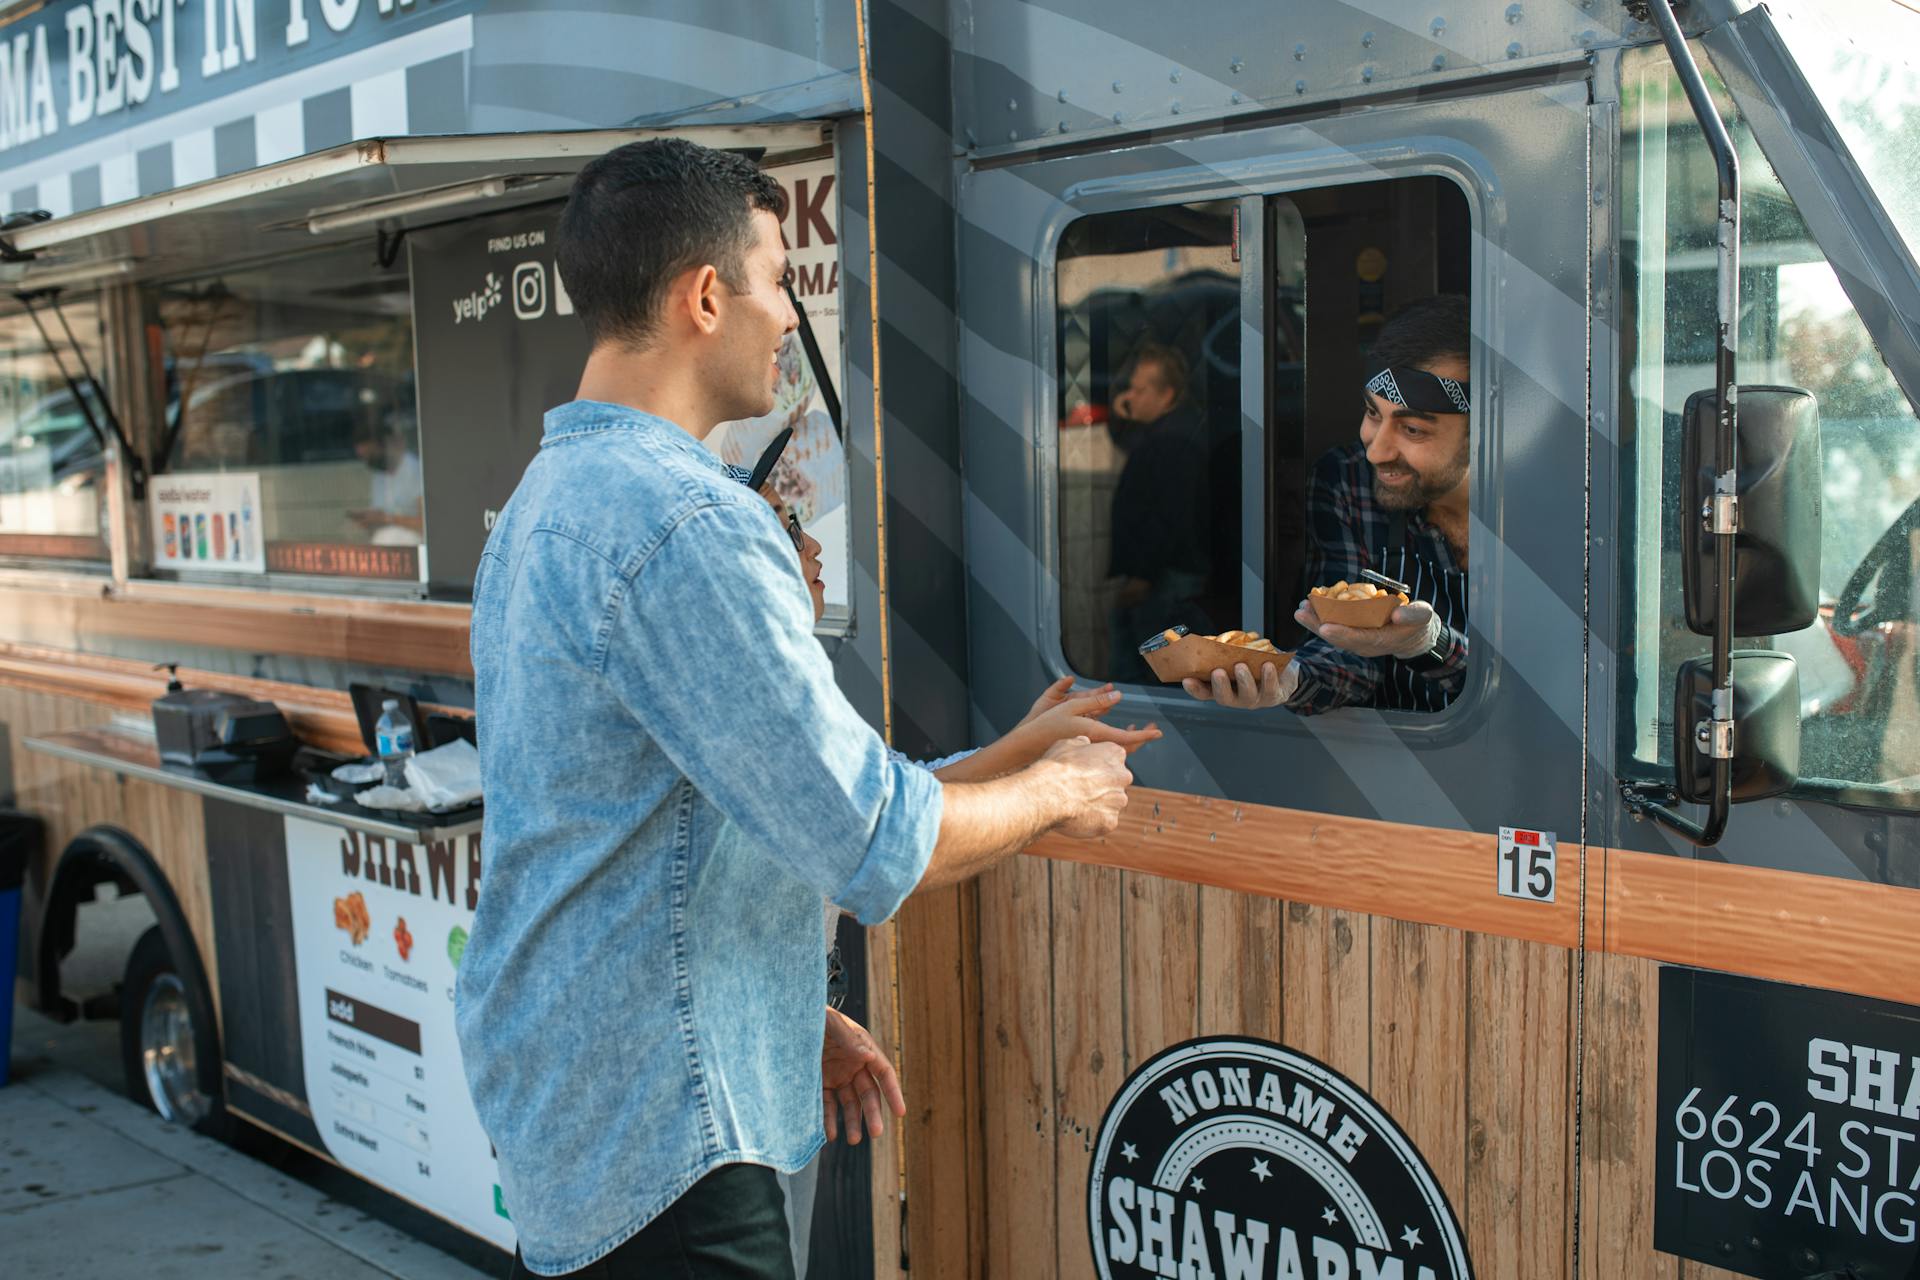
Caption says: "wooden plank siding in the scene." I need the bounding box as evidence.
[1,684,218,1019]
[930,871,1580,1279]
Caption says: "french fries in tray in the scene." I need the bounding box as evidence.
[1307,580,1409,629]
[1138,626,1293,685]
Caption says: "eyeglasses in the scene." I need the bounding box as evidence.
[782,507,806,554]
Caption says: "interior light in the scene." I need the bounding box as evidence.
[306,177,514,236]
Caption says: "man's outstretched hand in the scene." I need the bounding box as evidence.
[822,1006,906,1146]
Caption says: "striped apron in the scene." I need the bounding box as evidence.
[1381,508,1470,713]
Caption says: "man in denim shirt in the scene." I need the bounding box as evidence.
[456,140,1133,1278]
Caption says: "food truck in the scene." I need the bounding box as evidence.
[1,0,1916,1276]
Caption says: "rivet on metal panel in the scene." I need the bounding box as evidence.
[1058,88,1069,102]
[1058,121,1069,133]
[1231,92,1242,104]
[1775,800,1792,817]
[1113,111,1124,124]
[1293,43,1307,60]
[1362,64,1375,82]
[1112,80,1125,93]
[1581,0,1594,8]
[1507,40,1524,58]
[1230,58,1243,73]
[1867,830,1886,850]
[1579,28,1597,45]
[1362,30,1375,48]
[1169,69,1181,83]
[1431,17,1447,36]
[1506,3,1524,22]
[1170,100,1181,113]
[1431,55,1446,70]
[1295,80,1307,94]
[1007,129,1017,141]
[1007,98,1017,111]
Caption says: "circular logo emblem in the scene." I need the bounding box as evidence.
[1089,1037,1472,1280]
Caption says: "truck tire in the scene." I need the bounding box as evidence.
[119,924,226,1135]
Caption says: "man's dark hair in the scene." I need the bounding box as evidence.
[556,139,788,348]
[1370,294,1470,372]
[1124,340,1191,404]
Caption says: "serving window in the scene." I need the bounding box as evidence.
[146,244,421,585]
[0,296,110,563]
[1054,177,1471,711]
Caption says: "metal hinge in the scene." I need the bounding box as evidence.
[1695,717,1735,759]
[1701,493,1740,535]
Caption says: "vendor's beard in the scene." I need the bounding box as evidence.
[1373,460,1466,511]
[1373,436,1469,511]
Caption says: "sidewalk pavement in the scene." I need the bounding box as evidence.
[0,1057,497,1280]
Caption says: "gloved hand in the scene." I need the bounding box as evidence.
[1181,659,1299,710]
[1295,598,1448,661]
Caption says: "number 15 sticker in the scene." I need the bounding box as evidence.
[1497,827,1557,902]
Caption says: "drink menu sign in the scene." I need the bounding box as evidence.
[282,816,512,1250]
[149,471,264,574]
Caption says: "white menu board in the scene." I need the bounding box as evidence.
[150,472,265,574]
[283,816,513,1250]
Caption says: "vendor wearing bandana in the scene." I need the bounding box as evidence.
[1183,294,1471,714]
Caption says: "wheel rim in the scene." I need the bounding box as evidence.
[140,973,210,1125]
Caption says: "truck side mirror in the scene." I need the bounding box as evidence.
[1683,386,1822,637]
[1673,651,1800,804]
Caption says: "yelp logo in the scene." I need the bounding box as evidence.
[453,272,505,324]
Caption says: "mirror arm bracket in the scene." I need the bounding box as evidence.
[1703,491,1740,535]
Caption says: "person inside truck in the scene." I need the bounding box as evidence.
[456,137,1139,1280]
[1182,294,1471,714]
[1105,341,1216,683]
[347,407,424,546]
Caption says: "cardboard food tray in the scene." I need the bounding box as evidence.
[1142,633,1293,685]
[1308,591,1405,629]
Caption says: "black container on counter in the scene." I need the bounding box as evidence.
[151,667,297,783]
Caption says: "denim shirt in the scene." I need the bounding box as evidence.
[455,400,943,1275]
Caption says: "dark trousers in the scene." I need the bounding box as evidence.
[510,1164,796,1280]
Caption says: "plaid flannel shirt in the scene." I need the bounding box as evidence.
[1288,442,1470,714]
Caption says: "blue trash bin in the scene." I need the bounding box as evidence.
[0,811,44,1089]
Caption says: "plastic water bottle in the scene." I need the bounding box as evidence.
[374,699,415,787]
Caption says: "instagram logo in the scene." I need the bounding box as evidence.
[512,261,547,319]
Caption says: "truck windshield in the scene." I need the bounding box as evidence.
[1769,0,1920,265]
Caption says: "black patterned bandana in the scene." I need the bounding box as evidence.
[1365,365,1471,415]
